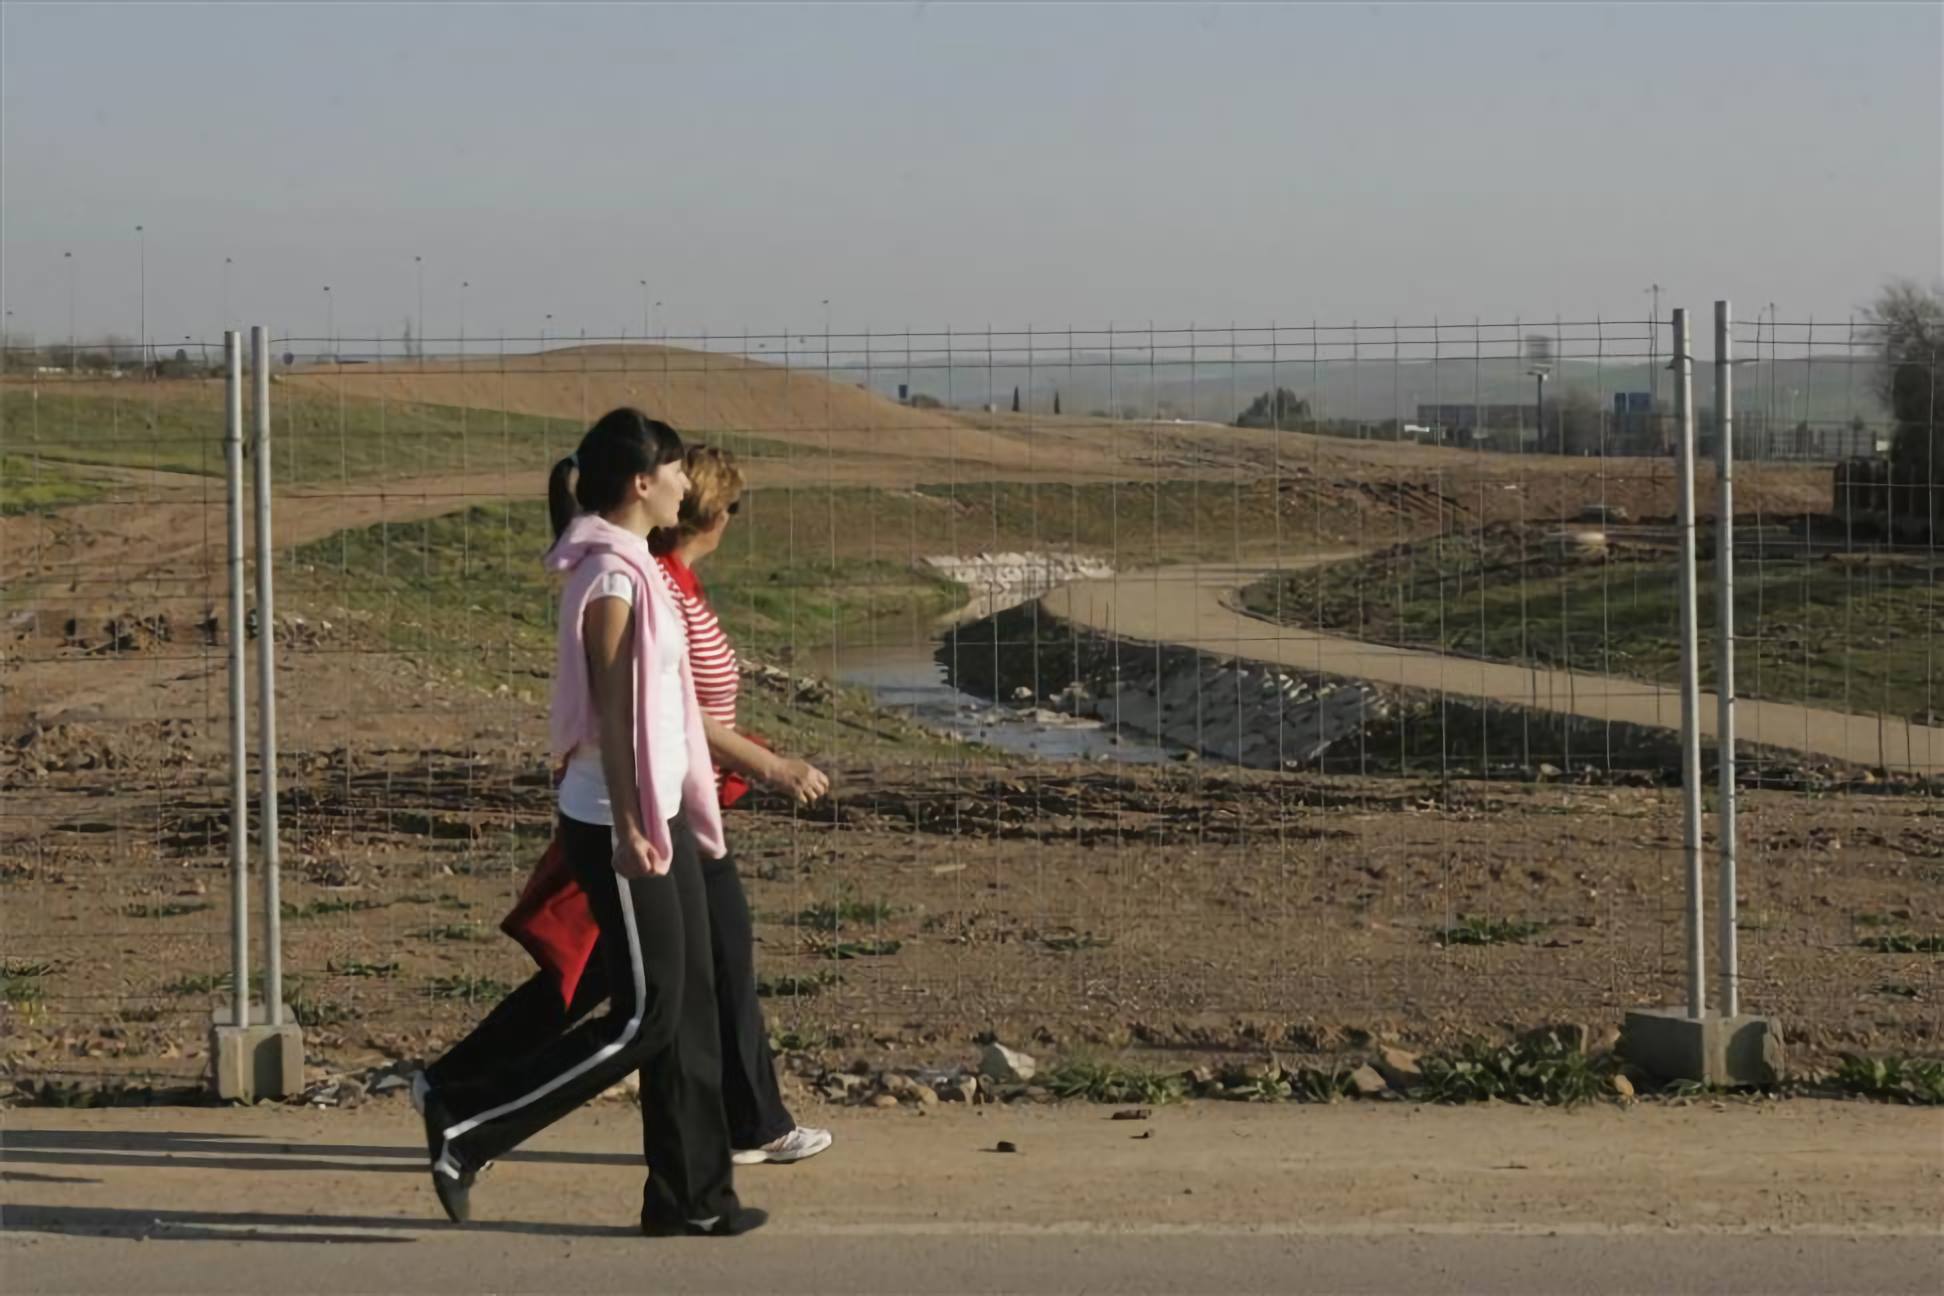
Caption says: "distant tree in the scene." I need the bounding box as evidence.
[908,392,944,409]
[1865,280,1944,485]
[1053,391,1062,416]
[401,317,417,359]
[1011,385,1021,413]
[151,347,202,379]
[1234,387,1310,429]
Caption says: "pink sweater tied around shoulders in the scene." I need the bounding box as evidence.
[545,513,725,870]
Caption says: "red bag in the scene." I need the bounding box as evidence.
[505,735,770,1009]
[500,832,599,1009]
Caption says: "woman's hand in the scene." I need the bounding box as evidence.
[611,828,661,879]
[767,757,829,805]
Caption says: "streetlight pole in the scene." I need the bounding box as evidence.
[460,280,469,358]
[639,280,648,341]
[64,251,74,371]
[1645,283,1663,451]
[414,255,424,362]
[322,286,333,361]
[223,257,233,328]
[136,224,146,375]
[1532,369,1549,450]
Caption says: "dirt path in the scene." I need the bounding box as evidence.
[1042,562,1944,772]
[3,1102,1938,1294]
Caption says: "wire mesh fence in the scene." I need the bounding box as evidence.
[1,312,1937,1093]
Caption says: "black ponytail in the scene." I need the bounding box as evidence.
[547,408,685,542]
[547,455,579,541]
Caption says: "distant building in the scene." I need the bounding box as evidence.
[1414,403,1540,451]
[1706,412,1881,462]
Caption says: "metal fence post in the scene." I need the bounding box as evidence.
[251,326,284,1025]
[224,330,250,1028]
[1672,307,1706,1020]
[1714,301,1738,1019]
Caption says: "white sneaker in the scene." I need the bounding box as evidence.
[732,1126,833,1166]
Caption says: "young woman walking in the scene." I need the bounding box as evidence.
[423,446,836,1169]
[416,408,763,1237]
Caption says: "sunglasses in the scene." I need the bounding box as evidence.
[726,501,740,516]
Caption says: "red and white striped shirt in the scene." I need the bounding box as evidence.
[656,553,739,734]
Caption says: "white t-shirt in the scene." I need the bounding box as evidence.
[556,567,690,826]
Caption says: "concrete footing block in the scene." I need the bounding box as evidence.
[210,1006,305,1101]
[1621,1009,1785,1087]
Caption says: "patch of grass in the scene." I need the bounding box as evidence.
[792,892,895,932]
[123,901,213,919]
[1038,929,1113,953]
[162,972,223,997]
[9,1078,204,1108]
[285,496,967,708]
[1210,1072,1296,1102]
[1242,537,1944,721]
[1041,1058,1186,1105]
[1286,1062,1359,1103]
[426,974,512,1002]
[814,937,903,961]
[1853,911,1911,929]
[400,893,473,910]
[1876,983,1924,1000]
[3,976,46,1005]
[328,958,400,979]
[282,896,389,920]
[0,385,594,483]
[904,478,1347,567]
[161,971,261,998]
[415,924,488,943]
[289,990,355,1028]
[1434,915,1547,947]
[768,1029,828,1054]
[1832,1054,1944,1105]
[1416,1035,1613,1106]
[1859,933,1944,954]
[0,453,101,514]
[756,970,844,999]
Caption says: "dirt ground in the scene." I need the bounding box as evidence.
[4,693,1940,1089]
[3,1101,1940,1294]
[2,362,1934,1094]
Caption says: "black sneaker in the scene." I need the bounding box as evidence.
[420,1091,476,1225]
[640,1205,769,1238]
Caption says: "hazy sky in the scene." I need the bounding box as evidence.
[2,2,1938,346]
